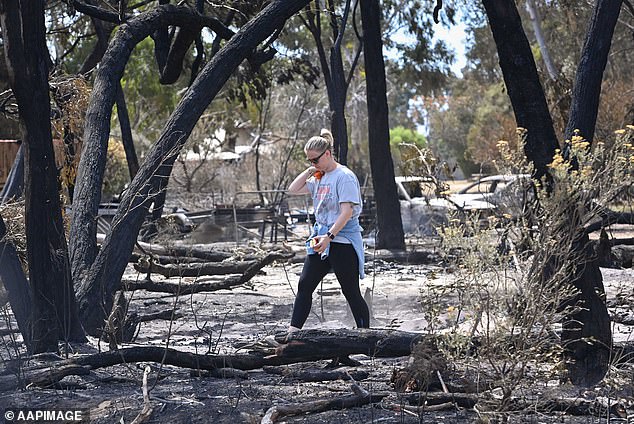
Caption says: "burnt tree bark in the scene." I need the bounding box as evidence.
[563,0,622,146]
[69,4,237,284]
[275,328,426,359]
[360,0,405,250]
[71,0,311,336]
[79,13,140,183]
[0,0,85,352]
[132,250,293,280]
[558,0,622,386]
[115,82,139,179]
[482,0,619,386]
[481,0,560,180]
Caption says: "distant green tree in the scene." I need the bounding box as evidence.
[389,126,428,174]
[389,125,426,149]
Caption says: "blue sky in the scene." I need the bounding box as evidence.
[387,20,468,77]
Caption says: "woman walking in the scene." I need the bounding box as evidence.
[286,129,369,332]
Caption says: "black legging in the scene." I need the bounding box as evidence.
[290,242,370,329]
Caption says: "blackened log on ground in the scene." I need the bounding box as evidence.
[275,328,427,359]
[0,364,90,392]
[70,347,294,370]
[124,251,293,294]
[122,276,254,294]
[611,238,634,246]
[132,258,265,277]
[129,253,213,265]
[399,391,478,408]
[0,328,21,337]
[263,366,369,382]
[1,329,425,391]
[132,239,233,261]
[0,348,292,391]
[97,234,236,262]
[261,384,389,424]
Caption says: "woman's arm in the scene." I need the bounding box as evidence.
[287,167,315,195]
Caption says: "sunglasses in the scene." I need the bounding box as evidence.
[307,149,327,164]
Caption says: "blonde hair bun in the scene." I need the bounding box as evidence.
[319,129,334,146]
[305,128,334,153]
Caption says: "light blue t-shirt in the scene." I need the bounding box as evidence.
[305,165,365,278]
[306,165,363,242]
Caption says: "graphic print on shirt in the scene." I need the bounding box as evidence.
[315,183,336,219]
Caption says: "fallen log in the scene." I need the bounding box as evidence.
[529,396,626,417]
[130,253,208,265]
[130,251,268,265]
[275,328,427,359]
[610,237,634,246]
[0,328,21,337]
[133,258,264,277]
[123,251,294,294]
[98,234,261,261]
[0,348,293,391]
[1,328,425,391]
[263,366,369,382]
[261,382,389,424]
[399,391,478,408]
[0,364,90,392]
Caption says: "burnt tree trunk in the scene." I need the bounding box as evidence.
[360,0,405,250]
[78,15,140,182]
[302,1,354,164]
[0,0,85,352]
[330,53,349,165]
[563,0,622,146]
[481,0,560,180]
[327,0,351,164]
[69,4,236,283]
[116,82,139,179]
[558,0,622,386]
[482,0,617,385]
[561,232,612,386]
[72,0,311,336]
